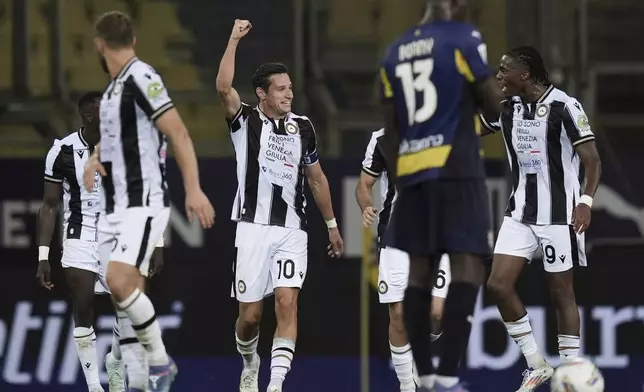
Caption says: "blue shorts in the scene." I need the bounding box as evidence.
[385,179,491,257]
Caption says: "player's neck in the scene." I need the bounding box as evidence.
[80,126,99,146]
[258,103,286,120]
[521,84,548,103]
[105,49,137,79]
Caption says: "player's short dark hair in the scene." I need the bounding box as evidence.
[252,63,289,94]
[507,46,550,85]
[78,91,103,113]
[94,11,135,49]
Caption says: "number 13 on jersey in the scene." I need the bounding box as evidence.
[390,59,438,126]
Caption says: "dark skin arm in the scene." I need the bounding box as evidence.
[572,141,602,233]
[36,182,61,289]
[476,77,505,137]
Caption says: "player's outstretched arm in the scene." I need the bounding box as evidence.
[216,19,252,120]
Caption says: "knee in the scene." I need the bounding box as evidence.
[274,290,298,321]
[238,304,262,328]
[486,276,514,299]
[388,303,405,331]
[430,309,442,327]
[106,263,138,301]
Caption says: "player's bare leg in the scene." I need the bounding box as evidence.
[487,254,553,391]
[388,302,417,391]
[403,254,436,390]
[430,296,445,342]
[107,261,175,392]
[235,301,263,392]
[267,287,299,392]
[546,270,581,363]
[66,268,104,392]
[432,254,483,391]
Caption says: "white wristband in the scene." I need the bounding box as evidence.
[325,218,337,229]
[578,194,593,208]
[156,235,165,248]
[38,246,50,261]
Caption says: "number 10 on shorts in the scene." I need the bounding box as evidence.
[277,259,295,279]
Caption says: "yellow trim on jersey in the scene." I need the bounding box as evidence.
[379,67,394,99]
[455,49,475,83]
[397,145,452,176]
[474,114,482,135]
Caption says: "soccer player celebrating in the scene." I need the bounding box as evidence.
[216,19,345,392]
[482,46,602,391]
[356,128,451,391]
[84,11,215,392]
[38,92,125,392]
[378,0,504,390]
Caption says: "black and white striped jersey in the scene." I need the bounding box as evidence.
[481,85,595,225]
[99,57,170,215]
[228,103,318,230]
[44,129,101,240]
[361,128,397,240]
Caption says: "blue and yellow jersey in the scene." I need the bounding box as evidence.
[379,21,492,186]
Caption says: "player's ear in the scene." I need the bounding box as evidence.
[520,71,529,82]
[83,113,93,123]
[256,87,266,101]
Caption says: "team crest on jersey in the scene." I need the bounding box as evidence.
[285,122,299,135]
[378,280,388,294]
[536,104,549,118]
[238,280,247,294]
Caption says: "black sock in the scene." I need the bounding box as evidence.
[437,282,479,377]
[403,286,433,376]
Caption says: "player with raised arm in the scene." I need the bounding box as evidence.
[38,92,126,392]
[482,46,602,392]
[378,1,504,390]
[84,11,215,392]
[356,128,451,391]
[216,19,345,392]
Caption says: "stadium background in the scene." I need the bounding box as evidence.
[0,0,643,391]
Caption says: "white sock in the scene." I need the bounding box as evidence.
[558,334,580,363]
[118,310,148,389]
[435,376,459,388]
[118,289,169,366]
[419,375,435,388]
[269,337,295,388]
[504,314,546,369]
[111,317,122,360]
[390,342,415,390]
[73,326,101,389]
[235,332,259,367]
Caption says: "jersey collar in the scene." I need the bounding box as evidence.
[114,56,139,80]
[78,128,89,147]
[536,84,555,104]
[255,106,291,123]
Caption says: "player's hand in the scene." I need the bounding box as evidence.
[327,227,344,258]
[149,247,164,277]
[572,203,591,234]
[84,156,105,192]
[230,19,252,40]
[36,260,54,290]
[185,187,215,228]
[362,206,378,227]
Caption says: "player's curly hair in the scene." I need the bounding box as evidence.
[508,46,550,86]
[252,62,289,98]
[77,91,103,113]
